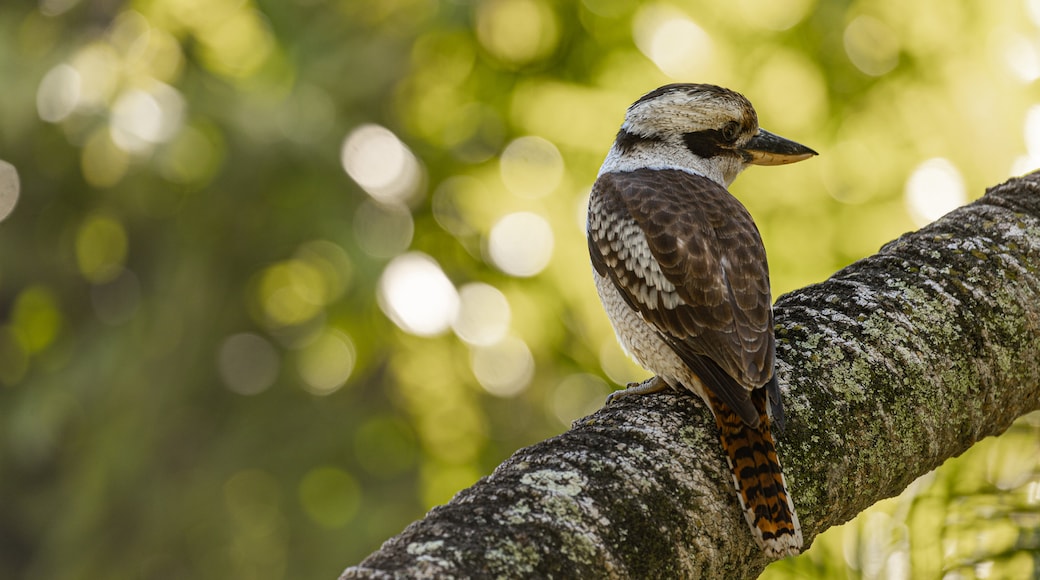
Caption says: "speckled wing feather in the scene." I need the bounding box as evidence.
[588,168,775,426]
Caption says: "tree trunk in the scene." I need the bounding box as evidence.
[340,172,1040,579]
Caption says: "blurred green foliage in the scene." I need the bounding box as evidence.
[1,0,1038,578]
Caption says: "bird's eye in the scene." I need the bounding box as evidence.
[722,121,740,142]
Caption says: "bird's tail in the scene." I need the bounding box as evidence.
[705,387,803,558]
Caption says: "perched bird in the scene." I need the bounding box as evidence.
[586,83,816,557]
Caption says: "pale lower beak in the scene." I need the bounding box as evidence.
[741,129,817,166]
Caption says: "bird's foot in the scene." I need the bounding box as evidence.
[605,376,667,405]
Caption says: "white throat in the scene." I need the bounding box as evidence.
[597,140,744,187]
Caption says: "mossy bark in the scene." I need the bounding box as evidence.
[341,173,1040,580]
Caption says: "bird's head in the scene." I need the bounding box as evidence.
[607,83,817,186]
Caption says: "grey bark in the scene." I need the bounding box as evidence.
[341,172,1040,579]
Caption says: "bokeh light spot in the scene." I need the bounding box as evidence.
[218,333,281,396]
[258,259,326,327]
[487,212,554,277]
[750,50,828,134]
[452,283,511,346]
[377,253,459,337]
[341,124,424,206]
[844,15,900,76]
[1028,0,1040,28]
[295,328,355,396]
[471,335,534,397]
[476,0,559,67]
[12,286,62,354]
[110,82,185,154]
[0,160,20,223]
[36,64,81,123]
[157,123,224,186]
[298,466,361,528]
[736,0,813,31]
[69,42,120,112]
[295,240,353,303]
[40,0,81,17]
[1012,105,1040,174]
[81,130,129,188]
[1024,105,1040,159]
[499,135,564,198]
[196,7,275,79]
[76,213,128,284]
[633,5,713,79]
[904,158,967,227]
[1005,35,1040,83]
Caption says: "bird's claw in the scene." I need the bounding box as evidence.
[605,376,667,405]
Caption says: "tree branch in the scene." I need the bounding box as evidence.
[341,172,1040,579]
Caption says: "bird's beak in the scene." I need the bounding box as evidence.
[741,129,818,166]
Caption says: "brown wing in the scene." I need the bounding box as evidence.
[588,168,776,426]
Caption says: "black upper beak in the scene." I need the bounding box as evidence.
[741,129,817,166]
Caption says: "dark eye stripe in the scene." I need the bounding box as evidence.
[615,128,664,154]
[682,129,726,158]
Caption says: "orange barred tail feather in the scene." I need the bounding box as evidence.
[705,387,803,558]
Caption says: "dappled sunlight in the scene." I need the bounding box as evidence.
[486,211,554,277]
[377,253,459,336]
[633,5,715,80]
[452,282,511,347]
[341,124,425,207]
[1012,104,1040,174]
[470,335,534,397]
[499,135,564,198]
[735,0,813,31]
[36,64,80,123]
[1004,34,1040,83]
[904,158,967,226]
[109,82,185,154]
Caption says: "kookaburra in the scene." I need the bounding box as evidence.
[586,83,817,558]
